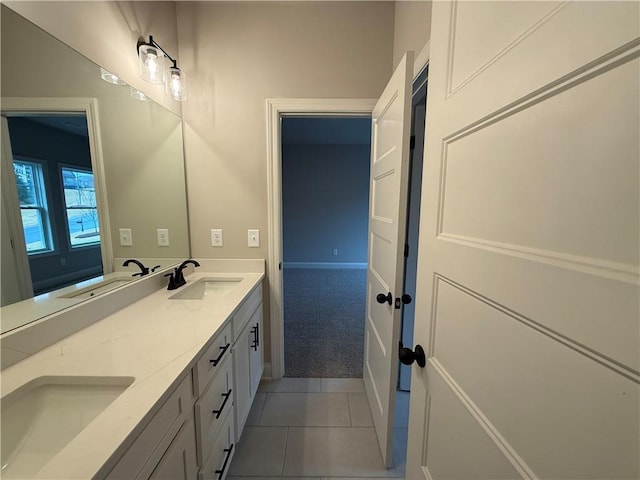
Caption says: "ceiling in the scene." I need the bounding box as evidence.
[22,115,88,137]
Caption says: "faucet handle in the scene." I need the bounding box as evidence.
[164,272,178,290]
[151,265,161,272]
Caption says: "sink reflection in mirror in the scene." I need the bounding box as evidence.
[56,277,134,299]
[169,278,242,300]
[1,376,135,478]
[0,4,189,332]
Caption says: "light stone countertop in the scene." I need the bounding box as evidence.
[0,268,264,479]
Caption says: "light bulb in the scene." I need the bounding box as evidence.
[166,66,187,101]
[138,44,166,84]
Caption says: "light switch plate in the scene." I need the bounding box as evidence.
[119,228,133,247]
[157,228,170,247]
[211,229,223,247]
[248,229,260,248]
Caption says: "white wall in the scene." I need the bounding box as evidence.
[3,1,181,115]
[176,1,395,261]
[2,5,189,261]
[393,0,432,68]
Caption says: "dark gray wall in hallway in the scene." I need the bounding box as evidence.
[282,143,370,264]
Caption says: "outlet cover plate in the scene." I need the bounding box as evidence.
[211,229,223,247]
[157,228,170,247]
[248,229,260,248]
[119,228,133,247]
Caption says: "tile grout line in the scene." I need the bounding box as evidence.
[346,392,353,427]
[280,425,290,477]
[257,392,268,425]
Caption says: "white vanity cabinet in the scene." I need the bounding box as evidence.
[232,285,264,442]
[105,374,196,480]
[103,280,263,480]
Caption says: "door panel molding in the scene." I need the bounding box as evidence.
[447,1,570,96]
[425,359,533,479]
[407,1,640,478]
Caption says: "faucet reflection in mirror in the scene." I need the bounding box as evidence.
[137,36,187,102]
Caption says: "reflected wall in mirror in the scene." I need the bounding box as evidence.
[0,5,190,331]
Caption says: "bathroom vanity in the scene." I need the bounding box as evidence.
[0,259,265,480]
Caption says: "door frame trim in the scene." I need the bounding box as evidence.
[2,97,113,276]
[266,42,431,380]
[266,98,376,380]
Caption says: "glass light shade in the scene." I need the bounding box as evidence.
[100,67,126,85]
[138,44,166,84]
[129,86,151,101]
[166,67,187,101]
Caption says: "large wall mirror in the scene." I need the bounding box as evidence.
[1,5,190,333]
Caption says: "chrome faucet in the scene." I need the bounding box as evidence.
[123,259,149,277]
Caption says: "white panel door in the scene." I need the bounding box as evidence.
[364,51,413,467]
[406,1,640,479]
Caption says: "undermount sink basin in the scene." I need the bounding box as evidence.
[169,278,241,300]
[1,376,134,478]
[57,277,133,299]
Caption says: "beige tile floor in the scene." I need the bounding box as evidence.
[227,378,408,479]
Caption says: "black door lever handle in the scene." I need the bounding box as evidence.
[399,344,426,368]
[376,292,392,305]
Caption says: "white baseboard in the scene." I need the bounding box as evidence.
[283,262,367,269]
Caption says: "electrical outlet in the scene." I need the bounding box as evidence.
[119,228,133,246]
[157,228,170,246]
[332,248,338,256]
[248,229,260,248]
[211,229,223,247]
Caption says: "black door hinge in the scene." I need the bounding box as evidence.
[409,135,416,150]
[404,243,409,258]
[279,262,282,271]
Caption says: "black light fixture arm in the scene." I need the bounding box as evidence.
[137,35,179,69]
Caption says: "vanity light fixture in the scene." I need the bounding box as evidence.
[137,35,187,102]
[100,67,126,85]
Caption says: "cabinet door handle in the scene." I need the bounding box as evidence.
[210,343,230,367]
[212,388,232,419]
[250,323,260,351]
[215,443,234,479]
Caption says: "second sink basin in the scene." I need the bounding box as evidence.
[169,278,241,300]
[1,376,134,479]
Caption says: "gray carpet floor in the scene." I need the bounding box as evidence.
[283,268,366,378]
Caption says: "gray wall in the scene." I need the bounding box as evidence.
[282,143,370,265]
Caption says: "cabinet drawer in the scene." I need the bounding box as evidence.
[198,410,235,480]
[194,355,233,466]
[106,374,193,480]
[231,285,262,342]
[193,323,232,397]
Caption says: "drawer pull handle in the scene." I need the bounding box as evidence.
[215,443,234,479]
[250,323,259,351]
[213,389,232,419]
[210,343,230,366]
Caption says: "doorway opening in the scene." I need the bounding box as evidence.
[1,98,110,308]
[281,116,372,378]
[4,114,103,298]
